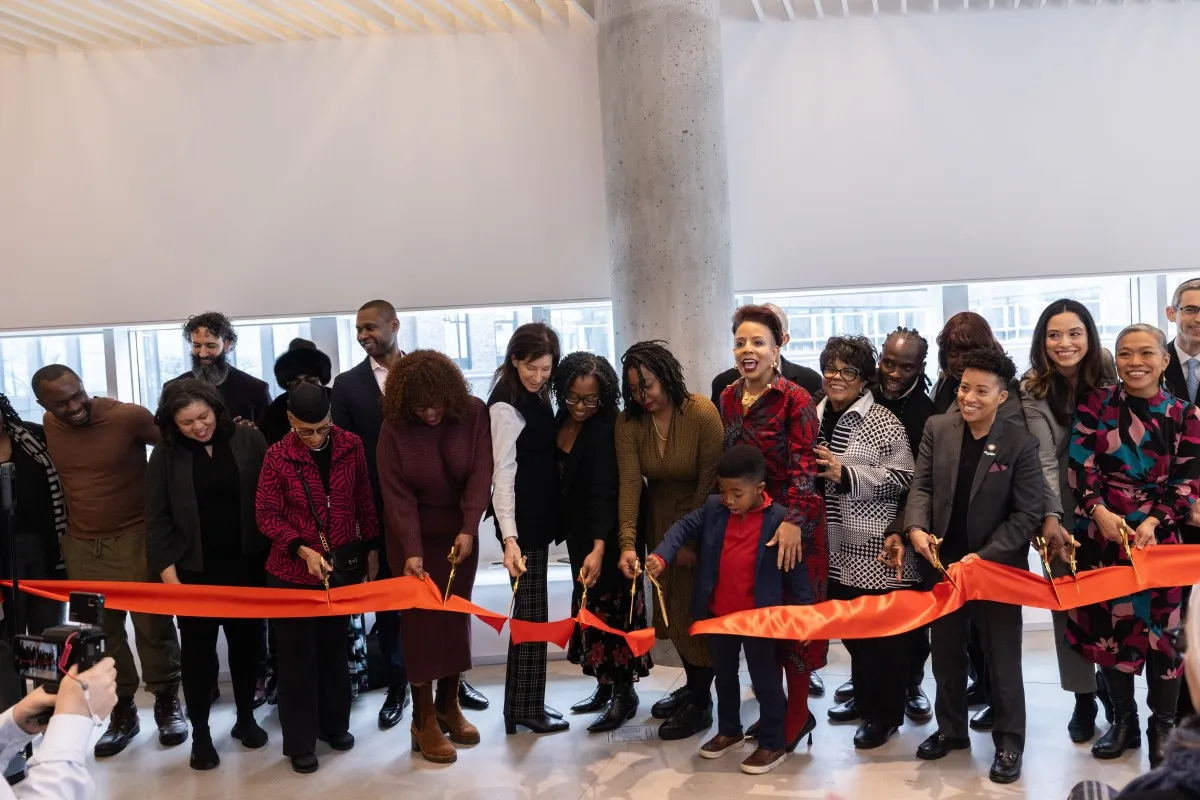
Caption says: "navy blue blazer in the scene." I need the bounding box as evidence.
[651,495,813,622]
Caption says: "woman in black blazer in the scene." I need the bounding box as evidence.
[146,379,270,771]
[555,353,652,733]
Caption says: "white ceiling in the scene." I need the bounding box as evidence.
[0,0,1182,53]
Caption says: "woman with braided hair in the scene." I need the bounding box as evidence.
[0,393,67,637]
[555,351,653,733]
[615,341,724,741]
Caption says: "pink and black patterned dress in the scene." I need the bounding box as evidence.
[719,374,828,673]
[1066,385,1200,676]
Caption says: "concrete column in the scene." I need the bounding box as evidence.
[598,0,734,393]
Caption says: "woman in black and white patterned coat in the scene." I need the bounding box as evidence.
[812,335,918,750]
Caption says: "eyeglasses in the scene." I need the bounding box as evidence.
[564,396,601,408]
[1163,625,1189,655]
[293,424,331,439]
[1175,305,1200,317]
[822,366,862,382]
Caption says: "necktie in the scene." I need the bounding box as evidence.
[1187,358,1198,404]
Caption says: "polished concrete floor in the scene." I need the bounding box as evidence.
[88,630,1149,800]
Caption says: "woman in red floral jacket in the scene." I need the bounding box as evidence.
[255,383,379,775]
[719,304,827,753]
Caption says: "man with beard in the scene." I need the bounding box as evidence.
[165,312,270,423]
[828,327,937,726]
[32,365,187,758]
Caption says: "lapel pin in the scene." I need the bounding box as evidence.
[986,443,997,454]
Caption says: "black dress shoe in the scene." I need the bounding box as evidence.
[833,680,854,704]
[458,676,489,710]
[965,681,986,708]
[545,705,563,720]
[378,685,410,730]
[745,719,760,739]
[154,687,189,747]
[291,754,319,774]
[853,719,898,750]
[827,699,861,723]
[989,749,1022,784]
[317,731,355,751]
[572,683,613,714]
[969,705,994,732]
[189,732,219,771]
[658,701,713,741]
[916,731,971,760]
[651,687,690,720]
[94,697,141,758]
[505,713,570,735]
[808,673,825,697]
[1068,693,1098,743]
[905,686,933,723]
[588,685,639,733]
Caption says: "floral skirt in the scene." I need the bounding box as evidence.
[566,540,653,684]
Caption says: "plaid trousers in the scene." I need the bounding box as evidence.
[504,545,549,718]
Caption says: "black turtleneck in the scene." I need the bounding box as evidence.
[872,381,936,458]
[181,425,242,562]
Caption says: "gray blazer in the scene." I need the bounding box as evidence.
[904,412,1043,588]
[1020,389,1073,526]
[145,424,269,574]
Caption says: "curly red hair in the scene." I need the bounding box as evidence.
[381,350,472,423]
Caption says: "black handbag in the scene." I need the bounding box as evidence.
[295,464,367,587]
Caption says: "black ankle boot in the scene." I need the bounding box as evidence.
[1147,674,1181,768]
[572,682,613,714]
[588,684,638,733]
[1093,712,1141,759]
[190,730,219,771]
[1068,693,1099,743]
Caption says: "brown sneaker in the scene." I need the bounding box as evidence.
[699,733,745,759]
[740,747,787,774]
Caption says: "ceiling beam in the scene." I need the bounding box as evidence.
[231,0,319,38]
[401,0,456,32]
[305,0,370,34]
[534,0,568,24]
[839,0,848,15]
[13,0,136,46]
[871,0,879,14]
[0,19,61,52]
[273,0,341,36]
[0,5,113,48]
[196,0,289,40]
[780,0,796,19]
[749,0,766,19]
[812,0,824,18]
[431,0,484,30]
[900,0,907,12]
[502,0,542,28]
[565,0,594,22]
[0,38,24,55]
[464,0,512,30]
[41,0,164,46]
[123,0,235,44]
[91,0,199,46]
[365,0,429,32]
[0,13,81,49]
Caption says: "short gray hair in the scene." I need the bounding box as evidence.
[1115,323,1168,355]
[1172,278,1200,308]
[763,303,790,336]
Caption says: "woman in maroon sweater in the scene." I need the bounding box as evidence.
[376,351,494,764]
[255,383,379,775]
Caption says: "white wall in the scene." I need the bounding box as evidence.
[0,28,609,330]
[723,4,1200,294]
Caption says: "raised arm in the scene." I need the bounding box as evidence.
[649,505,708,567]
[130,403,161,447]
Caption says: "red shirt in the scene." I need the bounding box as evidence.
[709,493,772,617]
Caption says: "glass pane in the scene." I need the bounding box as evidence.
[0,330,108,421]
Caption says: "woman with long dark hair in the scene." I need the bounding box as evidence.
[555,352,653,733]
[717,305,824,752]
[1067,323,1200,768]
[1021,299,1115,743]
[376,350,493,763]
[615,341,724,741]
[145,379,270,770]
[488,322,567,735]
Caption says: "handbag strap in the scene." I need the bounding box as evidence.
[293,461,332,556]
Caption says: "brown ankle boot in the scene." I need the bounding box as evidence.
[411,683,456,764]
[436,675,481,746]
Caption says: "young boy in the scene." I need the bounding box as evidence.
[646,445,812,775]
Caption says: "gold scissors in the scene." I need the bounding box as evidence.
[1032,534,1063,607]
[1118,521,1143,584]
[628,558,641,627]
[444,546,459,604]
[507,555,528,619]
[928,536,960,592]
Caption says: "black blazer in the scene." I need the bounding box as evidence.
[559,411,619,551]
[330,357,385,513]
[710,356,821,408]
[163,366,271,423]
[1166,341,1191,403]
[144,424,269,574]
[904,413,1043,588]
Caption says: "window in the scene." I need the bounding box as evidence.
[443,313,472,370]
[0,330,107,421]
[493,315,517,367]
[547,303,614,362]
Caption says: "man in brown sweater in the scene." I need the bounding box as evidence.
[33,365,187,758]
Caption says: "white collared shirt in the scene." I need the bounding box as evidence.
[1175,336,1200,365]
[488,403,525,542]
[369,358,388,393]
[0,710,95,800]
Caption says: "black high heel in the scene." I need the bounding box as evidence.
[504,714,570,735]
[785,712,817,752]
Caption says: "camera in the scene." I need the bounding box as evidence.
[14,593,107,694]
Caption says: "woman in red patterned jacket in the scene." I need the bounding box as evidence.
[718,304,826,753]
[255,383,379,775]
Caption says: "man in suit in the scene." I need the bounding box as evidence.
[903,349,1042,784]
[709,302,825,698]
[163,311,271,422]
[1165,277,1200,718]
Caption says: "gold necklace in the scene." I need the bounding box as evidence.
[651,414,669,442]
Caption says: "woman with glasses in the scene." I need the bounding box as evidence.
[812,336,918,749]
[376,350,493,763]
[146,379,270,770]
[717,305,824,754]
[1066,323,1200,768]
[556,352,653,733]
[615,341,724,741]
[256,383,379,774]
